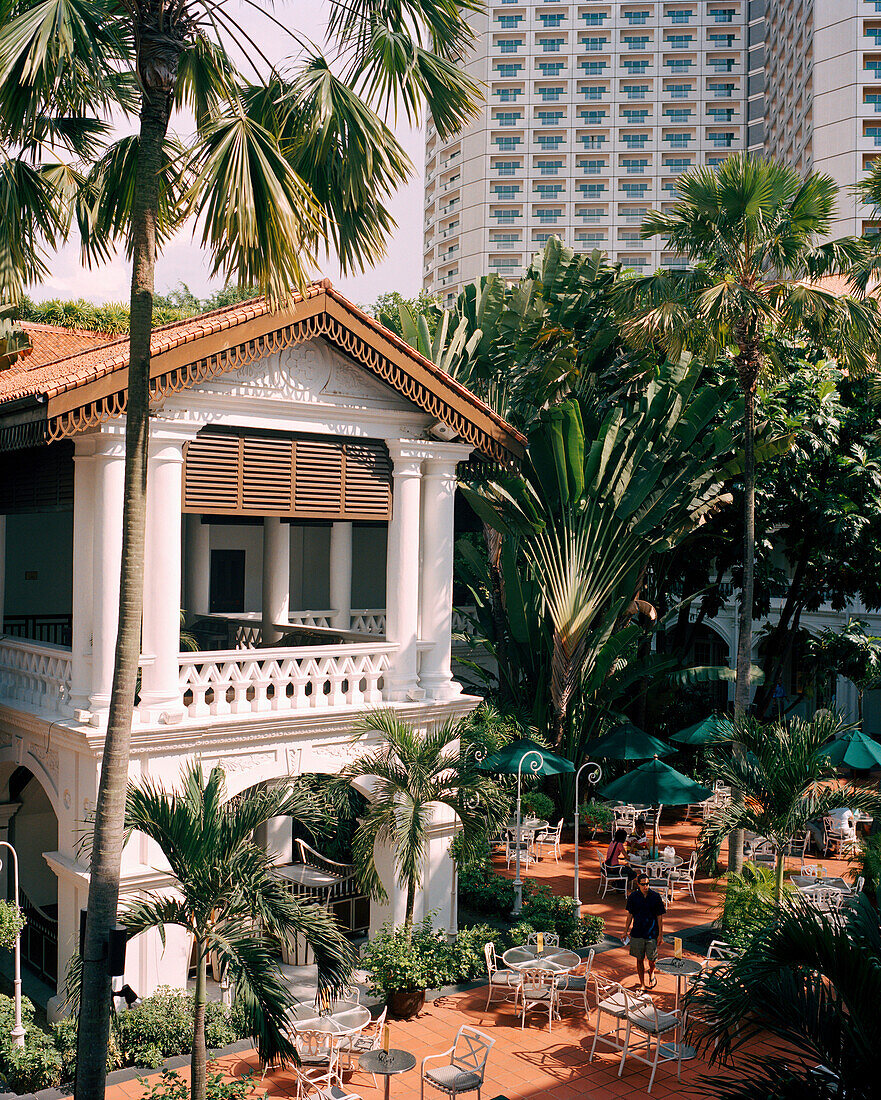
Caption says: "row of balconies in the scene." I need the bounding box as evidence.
[493,31,742,50]
[492,107,740,123]
[492,58,744,80]
[494,9,742,31]
[491,81,741,101]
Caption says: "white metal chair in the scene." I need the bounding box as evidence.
[482,941,521,1009]
[518,967,557,1031]
[420,1025,495,1100]
[293,1030,347,1092]
[620,999,683,1093]
[801,863,820,878]
[613,805,637,832]
[782,830,811,870]
[535,818,563,862]
[595,848,629,897]
[749,838,776,868]
[644,860,673,902]
[525,931,560,948]
[667,851,698,901]
[799,885,845,916]
[338,1006,387,1087]
[588,977,649,1061]
[289,1065,362,1100]
[823,817,857,857]
[555,947,595,1013]
[505,832,532,869]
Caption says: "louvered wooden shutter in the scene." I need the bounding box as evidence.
[183,431,391,520]
[0,441,74,514]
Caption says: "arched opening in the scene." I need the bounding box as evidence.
[0,765,59,994]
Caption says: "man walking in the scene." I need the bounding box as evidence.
[624,872,666,990]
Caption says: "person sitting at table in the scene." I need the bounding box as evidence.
[630,816,649,851]
[605,828,637,883]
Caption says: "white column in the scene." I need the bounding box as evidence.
[262,518,290,645]
[329,522,353,631]
[140,432,187,722]
[69,440,95,713]
[418,444,472,701]
[0,514,6,635]
[185,514,210,616]
[88,432,126,716]
[384,443,424,701]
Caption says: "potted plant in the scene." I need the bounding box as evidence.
[0,899,25,951]
[361,920,452,1019]
[579,799,614,837]
[522,790,555,821]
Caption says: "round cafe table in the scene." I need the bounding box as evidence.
[359,1048,416,1100]
[654,957,702,1061]
[502,945,582,974]
[288,999,371,1034]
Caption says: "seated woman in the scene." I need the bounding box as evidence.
[630,816,650,850]
[605,828,637,882]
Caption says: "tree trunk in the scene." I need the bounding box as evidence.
[729,361,759,876]
[774,850,786,905]
[405,879,416,942]
[191,946,208,1100]
[753,553,808,718]
[74,59,175,1100]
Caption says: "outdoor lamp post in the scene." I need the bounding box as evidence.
[573,758,603,912]
[514,750,545,915]
[0,841,25,1047]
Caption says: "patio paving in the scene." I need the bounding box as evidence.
[99,814,853,1099]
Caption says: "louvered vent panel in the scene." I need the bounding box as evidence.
[343,442,391,518]
[184,434,241,511]
[242,436,293,512]
[0,441,74,514]
[295,440,343,515]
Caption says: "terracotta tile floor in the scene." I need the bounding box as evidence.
[99,817,853,1099]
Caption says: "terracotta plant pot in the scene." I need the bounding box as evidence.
[387,988,426,1019]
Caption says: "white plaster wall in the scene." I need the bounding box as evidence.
[207,522,264,612]
[3,512,73,616]
[13,779,58,908]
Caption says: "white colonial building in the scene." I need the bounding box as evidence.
[0,281,523,1014]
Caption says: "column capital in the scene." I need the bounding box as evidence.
[0,802,21,830]
[422,442,474,476]
[385,439,426,477]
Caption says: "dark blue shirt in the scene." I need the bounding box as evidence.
[626,887,666,940]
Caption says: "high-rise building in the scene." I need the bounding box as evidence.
[423,2,881,304]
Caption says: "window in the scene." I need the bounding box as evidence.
[707,106,735,120]
[624,10,650,24]
[493,135,523,149]
[581,12,607,24]
[535,208,562,223]
[622,108,650,122]
[665,34,694,48]
[668,9,694,22]
[665,59,694,71]
[579,134,607,148]
[491,210,521,222]
[495,111,522,126]
[619,206,648,222]
[580,109,607,124]
[706,155,726,166]
[708,58,736,71]
[664,157,692,172]
[536,160,563,175]
[536,134,565,148]
[495,88,522,102]
[708,131,735,147]
[622,133,650,148]
[580,61,608,74]
[495,161,520,175]
[538,12,565,25]
[581,86,605,100]
[536,110,565,125]
[621,157,649,174]
[621,59,651,73]
[539,36,566,52]
[532,232,553,244]
[664,107,693,121]
[867,28,881,44]
[866,126,881,146]
[492,184,522,197]
[496,15,522,28]
[538,86,564,101]
[665,133,692,147]
[667,83,693,98]
[538,61,566,75]
[578,182,607,194]
[710,8,736,21]
[535,181,564,195]
[497,39,523,54]
[620,181,649,194]
[708,82,735,97]
[495,64,523,77]
[580,158,606,174]
[866,93,881,111]
[623,35,651,50]
[623,84,649,99]
[576,232,607,244]
[490,233,521,243]
[580,37,608,51]
[578,207,605,221]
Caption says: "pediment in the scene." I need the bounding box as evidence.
[194,338,414,413]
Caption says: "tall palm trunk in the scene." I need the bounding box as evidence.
[774,850,786,905]
[75,33,178,1100]
[192,947,208,1100]
[405,879,416,942]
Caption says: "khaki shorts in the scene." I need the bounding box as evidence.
[629,937,658,962]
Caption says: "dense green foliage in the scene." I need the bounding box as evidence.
[718,864,791,953]
[139,1068,259,1100]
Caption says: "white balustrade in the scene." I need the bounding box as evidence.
[288,611,334,631]
[0,639,72,715]
[177,641,396,718]
[349,610,387,635]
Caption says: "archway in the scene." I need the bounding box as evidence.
[0,765,59,993]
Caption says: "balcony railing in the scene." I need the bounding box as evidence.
[0,638,72,714]
[178,641,395,718]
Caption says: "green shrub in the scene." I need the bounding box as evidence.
[0,902,26,951]
[140,1066,259,1100]
[522,791,555,821]
[578,800,614,833]
[0,995,63,1093]
[719,864,790,951]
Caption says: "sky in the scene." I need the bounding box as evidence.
[34,3,427,309]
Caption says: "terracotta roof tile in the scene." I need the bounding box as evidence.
[16,322,113,370]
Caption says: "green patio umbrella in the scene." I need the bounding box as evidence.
[670,715,734,747]
[819,729,881,771]
[478,738,574,913]
[599,757,713,856]
[589,721,674,760]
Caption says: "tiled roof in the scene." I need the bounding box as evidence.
[17,322,113,371]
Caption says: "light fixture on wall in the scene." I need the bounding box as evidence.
[428,421,459,442]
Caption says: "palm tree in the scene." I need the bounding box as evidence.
[0,5,479,1096]
[617,154,881,727]
[699,712,881,902]
[687,893,881,1100]
[333,711,502,937]
[123,762,354,1100]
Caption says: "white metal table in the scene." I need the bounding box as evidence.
[654,957,702,1061]
[502,945,582,974]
